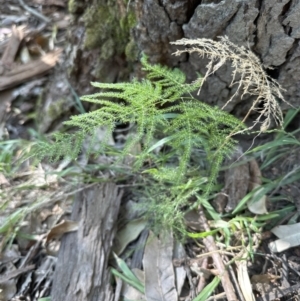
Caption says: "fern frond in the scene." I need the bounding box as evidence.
[35,56,198,165]
[33,132,86,161]
[141,55,199,103]
[162,100,244,186]
[30,39,287,237]
[33,52,245,187]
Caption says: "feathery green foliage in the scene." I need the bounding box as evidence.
[32,36,290,237]
[33,54,244,189]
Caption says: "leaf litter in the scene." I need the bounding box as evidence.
[1,2,300,301]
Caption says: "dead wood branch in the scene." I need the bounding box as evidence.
[198,205,237,301]
[0,49,61,91]
[1,25,25,67]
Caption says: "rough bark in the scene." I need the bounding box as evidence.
[51,183,123,301]
[133,0,300,114]
[41,0,300,131]
[65,0,136,92]
[37,0,137,132]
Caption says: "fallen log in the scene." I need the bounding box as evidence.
[51,183,123,301]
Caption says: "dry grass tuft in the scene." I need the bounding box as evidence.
[172,36,290,134]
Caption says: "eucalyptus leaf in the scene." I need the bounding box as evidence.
[143,231,178,301]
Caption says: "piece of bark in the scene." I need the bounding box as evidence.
[0,265,35,284]
[134,0,187,66]
[1,25,25,67]
[0,89,14,124]
[51,183,123,301]
[0,49,61,91]
[223,148,250,212]
[212,147,250,213]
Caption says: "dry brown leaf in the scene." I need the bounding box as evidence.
[45,220,78,244]
[248,159,262,190]
[251,273,281,284]
[122,268,146,301]
[213,152,264,213]
[223,147,250,212]
[269,223,300,252]
[0,173,10,187]
[173,241,186,296]
[143,231,178,301]
[113,218,147,255]
[0,49,62,91]
[247,160,266,214]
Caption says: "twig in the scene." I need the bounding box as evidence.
[18,0,51,23]
[185,263,197,300]
[197,256,208,293]
[1,25,25,66]
[0,49,62,91]
[0,264,35,283]
[196,245,242,258]
[198,205,238,301]
[206,292,226,301]
[226,255,246,301]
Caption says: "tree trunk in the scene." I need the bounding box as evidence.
[50,0,299,122]
[133,0,300,114]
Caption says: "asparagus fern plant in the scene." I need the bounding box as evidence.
[33,37,287,234]
[34,54,244,187]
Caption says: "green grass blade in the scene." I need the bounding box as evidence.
[248,137,300,154]
[0,208,26,234]
[283,108,300,129]
[113,253,143,286]
[192,276,220,301]
[111,268,144,293]
[147,136,174,153]
[187,229,219,238]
